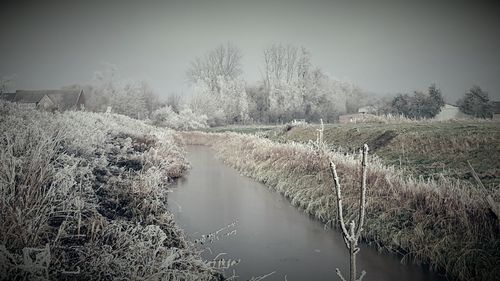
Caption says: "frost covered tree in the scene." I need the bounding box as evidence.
[188,77,249,126]
[311,73,347,122]
[187,43,243,92]
[218,77,249,123]
[263,44,299,89]
[151,105,181,127]
[178,108,208,130]
[166,93,183,113]
[189,80,226,126]
[340,80,366,114]
[108,82,149,119]
[268,81,302,122]
[246,85,270,123]
[91,67,148,119]
[137,80,161,114]
[186,43,250,126]
[150,105,207,130]
[262,44,310,90]
[92,65,150,118]
[262,44,313,122]
[260,44,351,123]
[65,64,157,118]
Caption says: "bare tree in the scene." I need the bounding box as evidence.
[138,80,160,114]
[74,64,153,117]
[166,93,182,113]
[329,144,369,281]
[261,44,316,122]
[186,42,243,92]
[262,44,299,90]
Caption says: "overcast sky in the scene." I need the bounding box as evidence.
[1,0,499,102]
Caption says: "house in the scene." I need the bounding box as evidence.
[11,89,85,111]
[493,101,500,121]
[434,104,469,121]
[337,105,379,123]
[291,119,306,125]
[357,105,377,114]
[339,113,377,124]
[0,92,16,102]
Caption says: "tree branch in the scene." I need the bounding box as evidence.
[329,161,351,242]
[355,144,369,239]
[336,269,348,281]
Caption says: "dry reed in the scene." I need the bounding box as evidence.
[0,102,221,280]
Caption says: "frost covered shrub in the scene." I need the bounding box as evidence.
[178,108,209,130]
[188,77,250,126]
[151,105,179,127]
[150,105,208,130]
[0,102,219,280]
[189,81,226,126]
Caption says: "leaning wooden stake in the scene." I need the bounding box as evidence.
[316,118,325,151]
[329,144,369,281]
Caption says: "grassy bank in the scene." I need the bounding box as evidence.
[0,102,220,280]
[181,131,500,281]
[206,121,500,187]
[202,124,278,135]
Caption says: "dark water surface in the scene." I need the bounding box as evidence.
[168,146,445,281]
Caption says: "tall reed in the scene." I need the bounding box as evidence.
[0,102,220,280]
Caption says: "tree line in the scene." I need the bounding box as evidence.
[179,43,495,124]
[182,43,365,126]
[2,44,496,126]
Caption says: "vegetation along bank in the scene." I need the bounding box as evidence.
[0,102,221,280]
[206,120,500,187]
[182,130,500,281]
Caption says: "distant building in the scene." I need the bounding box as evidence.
[291,119,306,125]
[434,104,469,121]
[4,90,85,111]
[336,105,379,123]
[0,92,16,102]
[357,105,377,114]
[338,113,377,124]
[493,101,500,121]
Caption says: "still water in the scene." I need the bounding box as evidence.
[168,146,445,281]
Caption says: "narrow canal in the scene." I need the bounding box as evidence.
[168,145,445,281]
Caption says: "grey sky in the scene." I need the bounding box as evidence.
[1,0,499,102]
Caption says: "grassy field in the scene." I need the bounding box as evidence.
[203,124,277,135]
[206,121,500,187]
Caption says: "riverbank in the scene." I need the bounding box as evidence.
[0,102,220,280]
[204,121,500,187]
[181,131,500,281]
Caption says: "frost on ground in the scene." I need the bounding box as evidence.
[0,102,221,280]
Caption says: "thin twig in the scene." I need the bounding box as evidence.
[336,268,348,281]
